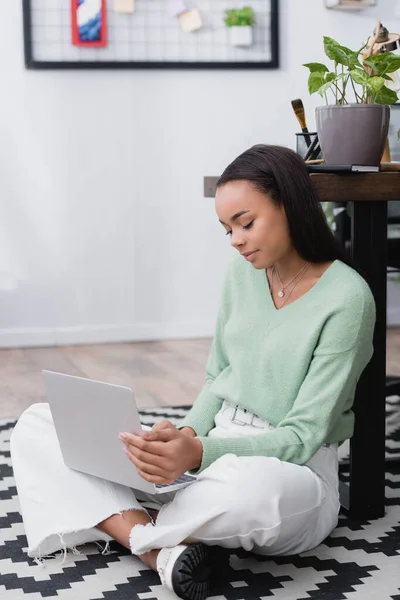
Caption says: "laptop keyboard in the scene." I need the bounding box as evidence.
[155,473,196,489]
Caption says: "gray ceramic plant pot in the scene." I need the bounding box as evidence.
[315,104,390,166]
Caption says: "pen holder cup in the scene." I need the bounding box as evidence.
[296,132,323,161]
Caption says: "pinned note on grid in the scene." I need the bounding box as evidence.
[113,0,135,13]
[179,8,202,33]
[166,0,187,16]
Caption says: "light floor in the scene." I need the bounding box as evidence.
[1,330,400,419]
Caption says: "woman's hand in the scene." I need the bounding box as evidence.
[119,427,203,484]
[146,419,196,439]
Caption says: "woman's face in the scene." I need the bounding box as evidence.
[215,180,292,269]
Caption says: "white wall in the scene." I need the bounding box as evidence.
[0,1,399,347]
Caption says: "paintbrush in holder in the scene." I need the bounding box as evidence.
[296,132,322,161]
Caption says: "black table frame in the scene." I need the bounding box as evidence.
[339,200,388,520]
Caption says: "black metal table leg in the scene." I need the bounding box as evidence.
[339,200,387,519]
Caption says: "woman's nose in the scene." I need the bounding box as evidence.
[230,230,245,249]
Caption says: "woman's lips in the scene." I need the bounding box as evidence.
[243,250,259,262]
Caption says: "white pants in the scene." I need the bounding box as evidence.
[10,401,340,559]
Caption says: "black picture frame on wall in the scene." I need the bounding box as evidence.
[22,0,279,70]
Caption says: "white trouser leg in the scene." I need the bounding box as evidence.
[11,402,340,559]
[10,403,148,558]
[129,449,340,556]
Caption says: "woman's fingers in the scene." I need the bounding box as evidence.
[124,447,166,477]
[127,444,173,470]
[143,420,176,439]
[119,432,173,457]
[151,419,175,432]
[124,447,176,484]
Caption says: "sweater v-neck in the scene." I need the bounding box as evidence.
[263,260,339,314]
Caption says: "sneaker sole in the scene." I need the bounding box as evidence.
[171,543,212,600]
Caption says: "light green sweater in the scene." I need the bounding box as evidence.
[180,254,376,473]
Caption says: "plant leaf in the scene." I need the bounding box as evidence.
[325,72,337,83]
[318,81,334,98]
[363,53,400,74]
[349,69,369,85]
[368,76,385,92]
[323,36,359,68]
[308,71,326,94]
[374,86,399,105]
[224,6,255,26]
[323,37,341,61]
[303,62,329,73]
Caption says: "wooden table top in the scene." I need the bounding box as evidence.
[203,172,400,202]
[310,172,400,203]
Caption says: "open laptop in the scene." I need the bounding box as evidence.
[42,370,196,494]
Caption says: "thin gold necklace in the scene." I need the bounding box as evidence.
[274,262,311,298]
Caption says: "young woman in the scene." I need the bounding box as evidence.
[11,145,376,600]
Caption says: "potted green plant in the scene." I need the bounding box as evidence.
[303,26,400,165]
[224,6,255,47]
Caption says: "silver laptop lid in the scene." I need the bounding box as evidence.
[42,370,156,493]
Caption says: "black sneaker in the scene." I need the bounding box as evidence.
[157,543,212,600]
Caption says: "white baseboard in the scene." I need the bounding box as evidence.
[0,322,214,348]
[3,302,400,349]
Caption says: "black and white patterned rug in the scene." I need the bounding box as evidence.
[1,402,400,600]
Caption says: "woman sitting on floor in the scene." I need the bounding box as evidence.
[11,145,376,600]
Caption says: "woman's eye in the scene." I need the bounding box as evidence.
[225,221,253,236]
[243,220,254,230]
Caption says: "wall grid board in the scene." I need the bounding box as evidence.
[22,0,279,69]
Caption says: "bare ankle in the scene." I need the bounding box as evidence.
[97,509,152,550]
[121,509,152,526]
[140,548,160,571]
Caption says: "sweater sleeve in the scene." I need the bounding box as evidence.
[178,271,231,437]
[195,285,376,472]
